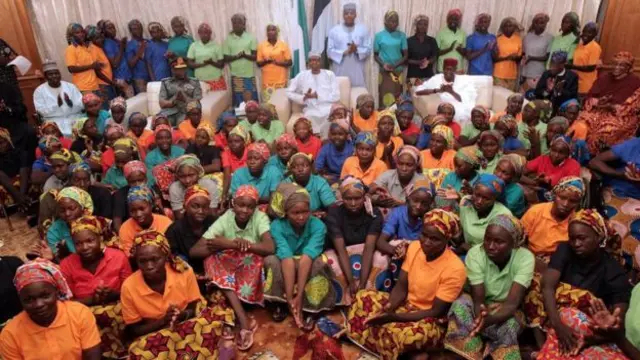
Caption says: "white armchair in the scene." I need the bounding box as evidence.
[124,81,231,127]
[268,76,369,134]
[411,75,527,118]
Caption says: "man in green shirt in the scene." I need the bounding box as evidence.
[223,13,258,106]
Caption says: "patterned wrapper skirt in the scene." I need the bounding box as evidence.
[204,77,228,92]
[444,294,524,360]
[324,240,411,306]
[91,302,127,359]
[378,71,404,108]
[261,82,286,103]
[204,249,265,305]
[346,290,446,360]
[128,296,235,360]
[0,176,39,207]
[603,187,640,269]
[263,254,336,313]
[231,76,259,107]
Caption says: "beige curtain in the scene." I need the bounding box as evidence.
[28,0,600,103]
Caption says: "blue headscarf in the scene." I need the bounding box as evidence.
[559,98,580,112]
[473,174,505,197]
[217,110,237,132]
[127,185,154,204]
[397,102,415,113]
[354,131,377,146]
[551,51,568,64]
[69,162,91,175]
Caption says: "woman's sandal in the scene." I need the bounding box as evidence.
[236,318,258,351]
[271,304,288,322]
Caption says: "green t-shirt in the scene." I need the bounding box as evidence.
[187,40,224,81]
[251,120,284,145]
[518,122,548,154]
[547,33,578,68]
[626,284,640,348]
[271,217,326,260]
[436,27,467,72]
[203,209,270,244]
[223,31,257,77]
[461,124,482,139]
[459,196,512,246]
[466,244,535,303]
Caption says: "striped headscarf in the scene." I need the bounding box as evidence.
[131,230,190,273]
[488,214,526,247]
[423,209,461,239]
[499,154,526,181]
[174,154,204,178]
[14,259,73,300]
[473,173,505,197]
[339,176,374,216]
[355,131,377,147]
[269,183,310,219]
[456,146,481,168]
[432,125,454,149]
[56,186,94,215]
[235,185,259,202]
[123,160,146,178]
[184,184,210,206]
[70,215,120,249]
[247,143,271,161]
[127,185,154,204]
[196,122,216,146]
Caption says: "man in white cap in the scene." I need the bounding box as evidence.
[327,3,371,87]
[33,60,84,136]
[286,52,340,138]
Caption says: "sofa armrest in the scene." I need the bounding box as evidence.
[412,92,440,118]
[124,93,149,127]
[269,88,292,128]
[201,90,231,126]
[349,87,368,110]
[492,86,515,113]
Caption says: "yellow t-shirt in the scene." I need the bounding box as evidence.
[573,40,602,94]
[88,45,113,86]
[257,40,292,86]
[353,111,378,133]
[64,44,99,91]
[494,34,522,80]
[421,148,456,170]
[340,156,388,186]
[522,202,571,255]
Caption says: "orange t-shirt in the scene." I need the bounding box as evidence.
[0,301,101,360]
[120,264,203,324]
[493,34,522,80]
[522,202,571,255]
[567,120,588,141]
[257,40,292,86]
[401,242,466,310]
[421,149,456,170]
[64,44,99,91]
[353,111,378,133]
[127,129,154,160]
[119,214,173,255]
[88,45,113,86]
[375,136,404,163]
[573,40,602,94]
[340,156,388,186]
[178,121,198,141]
[490,111,523,124]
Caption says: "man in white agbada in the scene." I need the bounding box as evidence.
[286,53,340,138]
[327,3,371,87]
[33,60,84,136]
[414,58,477,127]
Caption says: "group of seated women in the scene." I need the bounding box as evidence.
[0,46,639,360]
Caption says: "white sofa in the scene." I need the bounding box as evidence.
[125,81,231,127]
[268,76,369,134]
[411,75,527,118]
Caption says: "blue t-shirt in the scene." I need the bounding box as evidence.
[500,182,527,218]
[230,166,282,199]
[381,205,422,240]
[47,219,74,254]
[315,141,354,177]
[266,155,287,179]
[145,40,171,80]
[466,32,496,76]
[32,157,52,173]
[504,136,525,152]
[271,217,327,260]
[609,137,640,199]
[374,30,408,71]
[126,39,150,80]
[103,38,131,81]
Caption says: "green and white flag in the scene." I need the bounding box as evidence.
[289,0,310,78]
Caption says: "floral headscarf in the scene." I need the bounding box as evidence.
[432,125,454,149]
[109,97,127,111]
[14,259,72,300]
[82,93,101,106]
[154,124,173,139]
[105,123,125,139]
[235,185,259,202]
[174,154,205,178]
[613,51,634,68]
[488,214,526,247]
[56,186,94,214]
[570,209,622,262]
[269,183,310,219]
[276,133,298,150]
[495,114,518,137]
[40,122,63,137]
[339,176,374,216]
[114,138,138,158]
[69,162,91,175]
[38,135,60,152]
[50,148,82,164]
[123,160,146,178]
[70,215,120,249]
[196,122,216,146]
[456,146,481,168]
[247,143,271,161]
[355,131,377,147]
[131,230,190,273]
[552,176,585,198]
[127,185,154,204]
[184,184,210,206]
[473,173,505,197]
[423,209,461,239]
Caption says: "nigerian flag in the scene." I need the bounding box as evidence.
[289,0,309,78]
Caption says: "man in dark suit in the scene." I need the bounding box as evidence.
[534,50,579,113]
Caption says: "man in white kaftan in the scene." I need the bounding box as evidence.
[286,53,340,138]
[414,58,477,127]
[327,3,371,87]
[33,60,84,136]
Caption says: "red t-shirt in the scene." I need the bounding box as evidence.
[222,147,248,172]
[60,247,132,299]
[401,123,421,136]
[35,137,72,158]
[296,136,322,159]
[448,122,461,138]
[101,148,114,175]
[214,133,228,150]
[525,155,581,187]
